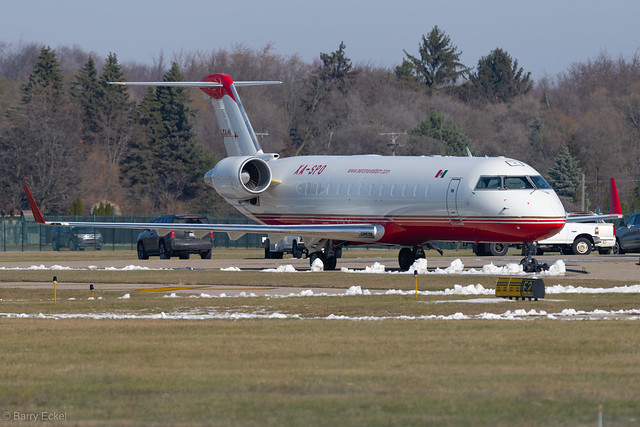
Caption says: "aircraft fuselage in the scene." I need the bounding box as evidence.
[221,154,567,246]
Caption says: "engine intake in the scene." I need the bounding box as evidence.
[204,156,272,199]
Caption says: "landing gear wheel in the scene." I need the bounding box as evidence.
[572,237,592,255]
[398,247,415,271]
[324,256,337,270]
[137,242,149,260]
[309,251,325,268]
[520,242,548,273]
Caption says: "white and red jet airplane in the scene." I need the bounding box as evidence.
[24,74,623,271]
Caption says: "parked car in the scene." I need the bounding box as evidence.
[136,214,214,260]
[614,213,640,254]
[51,226,103,251]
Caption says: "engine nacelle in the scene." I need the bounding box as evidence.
[204,156,272,199]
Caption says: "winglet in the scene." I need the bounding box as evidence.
[609,177,623,216]
[23,185,45,224]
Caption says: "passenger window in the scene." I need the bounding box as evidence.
[475,176,501,189]
[503,176,533,190]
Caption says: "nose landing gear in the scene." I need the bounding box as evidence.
[520,242,549,273]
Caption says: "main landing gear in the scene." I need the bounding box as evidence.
[308,240,342,270]
[398,244,443,271]
[520,242,549,273]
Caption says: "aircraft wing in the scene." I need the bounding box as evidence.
[564,178,624,223]
[23,186,385,244]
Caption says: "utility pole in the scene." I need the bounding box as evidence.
[581,173,585,212]
[379,131,407,156]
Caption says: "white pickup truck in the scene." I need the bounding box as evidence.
[535,220,615,255]
[476,220,616,256]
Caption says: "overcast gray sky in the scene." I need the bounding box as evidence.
[2,0,639,80]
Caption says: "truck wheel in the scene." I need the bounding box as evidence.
[489,243,508,257]
[159,241,171,259]
[572,237,592,255]
[292,239,300,259]
[613,239,624,255]
[264,239,271,259]
[137,242,149,260]
[473,244,488,256]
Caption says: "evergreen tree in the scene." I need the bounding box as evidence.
[628,181,640,213]
[70,56,101,145]
[98,53,134,165]
[466,48,532,103]
[547,146,583,198]
[92,201,114,216]
[120,62,216,212]
[21,46,64,105]
[411,111,472,156]
[69,197,83,216]
[400,26,468,90]
[318,41,357,93]
[0,47,82,214]
[290,42,357,155]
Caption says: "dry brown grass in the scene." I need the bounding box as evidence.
[0,250,639,425]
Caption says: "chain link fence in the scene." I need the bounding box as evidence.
[1,214,265,251]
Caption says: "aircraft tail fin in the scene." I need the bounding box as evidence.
[566,177,624,222]
[609,177,623,216]
[110,74,281,157]
[23,185,45,224]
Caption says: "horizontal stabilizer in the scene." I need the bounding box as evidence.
[109,81,282,88]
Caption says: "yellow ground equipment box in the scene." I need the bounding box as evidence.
[496,277,545,301]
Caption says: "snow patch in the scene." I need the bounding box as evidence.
[310,258,324,272]
[262,264,297,273]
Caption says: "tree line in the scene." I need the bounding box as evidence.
[1,27,639,216]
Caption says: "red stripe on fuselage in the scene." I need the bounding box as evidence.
[253,214,565,245]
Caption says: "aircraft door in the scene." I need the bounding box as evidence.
[446,178,463,225]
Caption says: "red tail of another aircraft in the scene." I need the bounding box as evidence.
[609,177,623,216]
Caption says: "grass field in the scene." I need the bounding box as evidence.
[1,250,639,425]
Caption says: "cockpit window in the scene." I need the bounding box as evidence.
[475,175,547,190]
[503,176,534,189]
[530,175,551,189]
[475,176,502,189]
